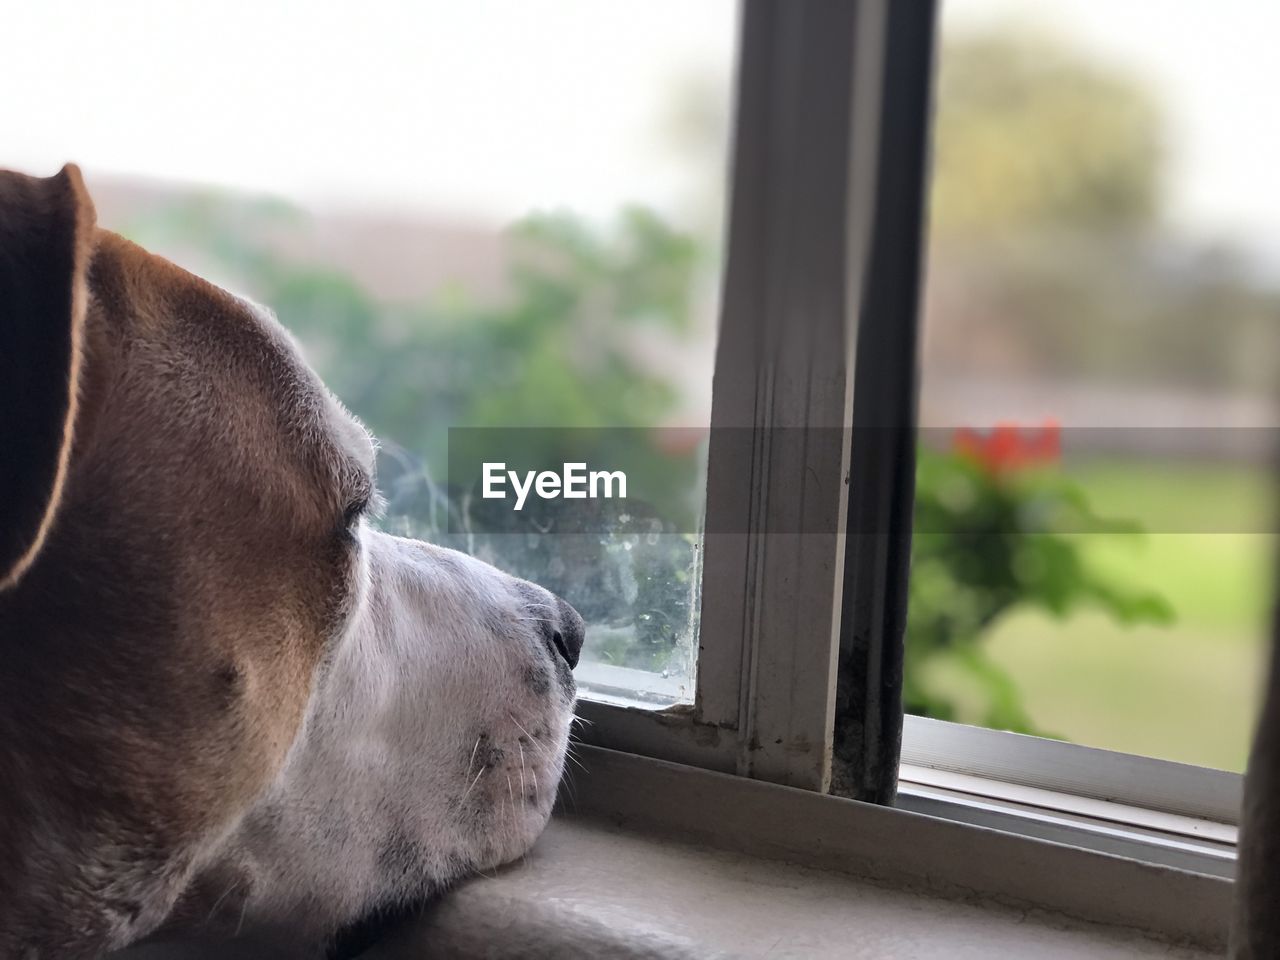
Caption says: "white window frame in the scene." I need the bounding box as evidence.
[573,0,1246,878]
[578,0,879,792]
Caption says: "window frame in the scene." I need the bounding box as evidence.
[900,715,1243,824]
[574,0,1247,873]
[578,0,881,792]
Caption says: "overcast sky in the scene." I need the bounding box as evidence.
[1,1,736,226]
[4,0,1279,261]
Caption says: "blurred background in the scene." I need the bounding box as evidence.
[3,0,740,703]
[4,0,1274,769]
[913,0,1277,771]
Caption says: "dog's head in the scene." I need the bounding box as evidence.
[178,537,583,949]
[0,165,581,957]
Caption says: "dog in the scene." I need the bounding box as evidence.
[0,165,583,958]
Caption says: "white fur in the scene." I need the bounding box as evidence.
[200,528,576,946]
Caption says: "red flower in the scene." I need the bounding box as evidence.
[654,426,707,456]
[953,419,1060,475]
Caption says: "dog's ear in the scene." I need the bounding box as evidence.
[0,164,96,590]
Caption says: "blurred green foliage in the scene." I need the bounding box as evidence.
[908,447,1175,734]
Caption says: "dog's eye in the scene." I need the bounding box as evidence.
[342,496,370,529]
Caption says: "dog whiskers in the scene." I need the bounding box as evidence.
[560,763,579,813]
[203,879,241,928]
[459,765,486,804]
[563,745,588,775]
[465,734,482,779]
[507,714,551,762]
[517,742,527,801]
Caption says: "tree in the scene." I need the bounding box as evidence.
[926,25,1278,397]
[932,27,1163,235]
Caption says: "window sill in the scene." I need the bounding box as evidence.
[359,741,1227,958]
[897,764,1236,879]
[534,746,1228,950]
[115,745,1231,958]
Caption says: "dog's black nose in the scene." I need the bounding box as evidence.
[551,596,585,669]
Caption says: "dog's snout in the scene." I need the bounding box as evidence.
[551,596,585,670]
[515,579,585,671]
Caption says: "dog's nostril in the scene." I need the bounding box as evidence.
[550,630,573,667]
[553,596,585,670]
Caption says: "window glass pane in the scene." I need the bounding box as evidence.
[4,0,736,703]
[915,0,1278,769]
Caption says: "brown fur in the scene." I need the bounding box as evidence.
[0,165,94,590]
[0,169,371,957]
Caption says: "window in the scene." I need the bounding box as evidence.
[913,0,1277,775]
[15,1,869,795]
[17,0,1268,879]
[6,1,738,705]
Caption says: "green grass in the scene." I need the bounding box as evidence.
[918,459,1276,772]
[983,600,1265,771]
